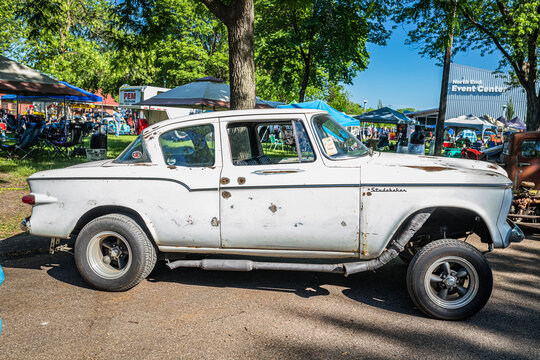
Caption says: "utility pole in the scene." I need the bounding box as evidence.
[434,0,457,156]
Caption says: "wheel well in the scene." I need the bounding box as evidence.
[397,207,492,245]
[70,206,156,246]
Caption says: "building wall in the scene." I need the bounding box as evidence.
[446,63,530,120]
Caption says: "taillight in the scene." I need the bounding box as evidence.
[22,195,35,205]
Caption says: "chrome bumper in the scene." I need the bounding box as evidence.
[20,217,30,232]
[506,219,524,244]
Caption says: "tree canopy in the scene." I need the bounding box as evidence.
[1,0,393,111]
[396,0,540,131]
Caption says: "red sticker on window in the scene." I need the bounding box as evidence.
[132,151,142,159]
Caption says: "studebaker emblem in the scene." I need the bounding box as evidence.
[368,187,407,193]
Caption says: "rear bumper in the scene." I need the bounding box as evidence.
[20,217,30,232]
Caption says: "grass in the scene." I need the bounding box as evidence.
[0,134,135,183]
[0,134,135,239]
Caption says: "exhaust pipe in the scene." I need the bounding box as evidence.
[343,209,434,276]
[166,259,345,274]
[166,209,434,276]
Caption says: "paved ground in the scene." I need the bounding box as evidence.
[0,234,538,360]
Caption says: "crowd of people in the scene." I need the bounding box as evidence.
[0,106,149,138]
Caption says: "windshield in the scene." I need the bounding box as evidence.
[114,135,151,163]
[312,114,368,159]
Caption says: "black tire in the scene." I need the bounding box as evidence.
[74,214,157,291]
[406,239,492,320]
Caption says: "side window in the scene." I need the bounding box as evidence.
[227,120,315,166]
[115,135,151,163]
[521,140,540,158]
[159,124,215,167]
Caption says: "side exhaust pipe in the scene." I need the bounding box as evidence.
[166,209,434,276]
[166,259,345,274]
[343,209,434,276]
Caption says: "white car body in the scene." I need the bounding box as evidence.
[25,109,518,259]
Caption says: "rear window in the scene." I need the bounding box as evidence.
[159,124,215,167]
[114,135,151,163]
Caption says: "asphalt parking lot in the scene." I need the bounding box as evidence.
[0,234,538,360]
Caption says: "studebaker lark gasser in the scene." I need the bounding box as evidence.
[20,109,524,320]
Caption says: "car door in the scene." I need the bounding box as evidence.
[147,120,222,248]
[218,114,360,253]
[516,136,540,189]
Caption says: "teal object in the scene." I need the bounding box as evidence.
[444,148,462,158]
[0,265,3,336]
[279,100,359,127]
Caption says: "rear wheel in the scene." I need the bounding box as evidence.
[74,214,156,291]
[406,239,492,320]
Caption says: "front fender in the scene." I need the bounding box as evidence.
[360,185,508,258]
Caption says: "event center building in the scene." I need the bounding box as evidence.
[410,63,533,125]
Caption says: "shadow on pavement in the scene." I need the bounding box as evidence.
[2,236,539,325]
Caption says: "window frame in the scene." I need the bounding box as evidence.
[520,139,540,158]
[157,123,216,167]
[310,113,369,161]
[226,118,316,166]
[113,135,152,164]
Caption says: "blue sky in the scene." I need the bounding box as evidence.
[344,24,505,111]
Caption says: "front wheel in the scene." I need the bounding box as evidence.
[74,214,157,291]
[406,239,492,320]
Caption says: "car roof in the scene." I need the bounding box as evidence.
[145,108,327,133]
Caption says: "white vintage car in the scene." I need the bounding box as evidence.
[21,109,524,320]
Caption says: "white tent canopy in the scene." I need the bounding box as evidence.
[445,114,498,137]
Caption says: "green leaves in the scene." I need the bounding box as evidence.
[255,0,391,102]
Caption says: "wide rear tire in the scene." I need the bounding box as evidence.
[406,239,492,320]
[74,214,157,291]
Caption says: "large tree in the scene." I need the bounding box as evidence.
[256,0,390,102]
[397,1,540,132]
[199,0,256,109]
[395,0,459,156]
[458,1,540,131]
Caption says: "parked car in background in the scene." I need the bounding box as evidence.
[20,109,523,320]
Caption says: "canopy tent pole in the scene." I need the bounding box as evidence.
[16,94,20,134]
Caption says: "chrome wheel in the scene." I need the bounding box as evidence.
[87,231,132,279]
[424,256,479,309]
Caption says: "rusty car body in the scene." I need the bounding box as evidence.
[501,131,540,230]
[21,109,524,320]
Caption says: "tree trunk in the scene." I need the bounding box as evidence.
[299,57,310,102]
[434,1,456,157]
[227,1,255,110]
[525,87,540,131]
[199,0,256,110]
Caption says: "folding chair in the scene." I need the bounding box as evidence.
[270,134,284,151]
[1,122,44,160]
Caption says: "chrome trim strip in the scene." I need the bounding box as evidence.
[361,183,512,188]
[221,184,359,190]
[28,177,211,192]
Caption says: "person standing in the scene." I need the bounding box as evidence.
[112,108,123,137]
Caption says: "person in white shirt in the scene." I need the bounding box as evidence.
[112,108,123,137]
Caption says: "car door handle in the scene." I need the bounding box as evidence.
[518,163,530,166]
[252,169,304,175]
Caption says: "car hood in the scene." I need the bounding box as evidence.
[361,152,512,186]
